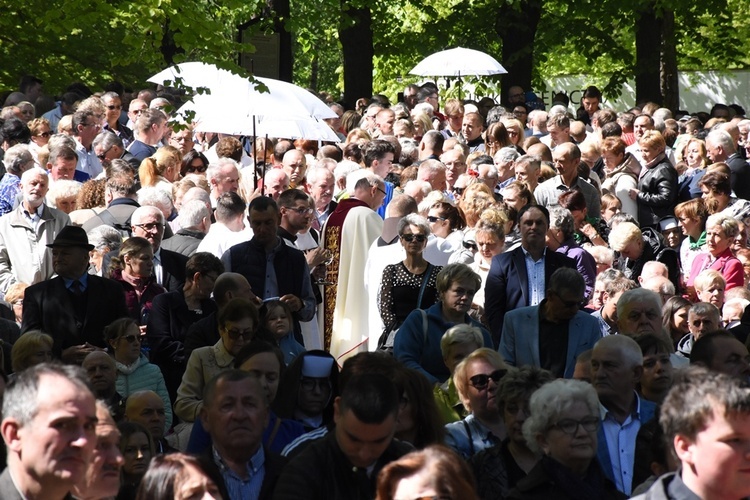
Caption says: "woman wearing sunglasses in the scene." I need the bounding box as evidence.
[180,149,209,178]
[444,348,509,459]
[424,201,466,266]
[28,117,52,166]
[507,379,624,500]
[377,214,442,351]
[105,317,173,430]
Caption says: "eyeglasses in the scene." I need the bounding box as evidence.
[427,215,446,223]
[300,377,332,392]
[552,416,600,435]
[133,222,164,232]
[453,187,465,196]
[553,292,586,309]
[185,165,208,173]
[96,145,113,161]
[225,328,255,340]
[83,122,101,129]
[286,206,314,215]
[107,105,122,111]
[401,233,426,243]
[131,108,146,115]
[462,240,478,251]
[119,334,141,344]
[469,369,507,390]
[36,131,52,138]
[376,186,387,196]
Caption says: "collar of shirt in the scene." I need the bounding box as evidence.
[63,272,89,292]
[23,203,44,219]
[521,245,547,263]
[599,391,642,422]
[556,174,580,190]
[153,248,161,263]
[212,445,265,480]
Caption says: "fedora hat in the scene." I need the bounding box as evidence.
[47,226,95,250]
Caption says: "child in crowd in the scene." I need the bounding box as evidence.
[263,300,306,365]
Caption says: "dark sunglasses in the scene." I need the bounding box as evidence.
[454,186,465,196]
[462,240,478,251]
[401,234,426,243]
[427,215,446,223]
[469,369,507,390]
[120,334,141,344]
[226,328,254,340]
[185,165,208,173]
[36,131,52,138]
[107,105,122,110]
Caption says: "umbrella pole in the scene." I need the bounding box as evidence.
[253,115,258,191]
[261,133,269,197]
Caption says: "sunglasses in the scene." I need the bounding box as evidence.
[401,234,426,243]
[120,334,141,344]
[286,207,314,215]
[469,369,507,390]
[454,187,465,196]
[226,328,254,340]
[462,240,478,251]
[185,165,208,173]
[36,131,52,138]
[427,215,446,223]
[107,105,122,111]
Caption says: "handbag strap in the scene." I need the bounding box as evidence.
[416,264,432,308]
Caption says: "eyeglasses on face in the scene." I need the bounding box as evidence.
[469,369,507,390]
[107,105,122,111]
[286,206,314,215]
[36,131,52,138]
[299,377,332,392]
[462,240,478,251]
[133,222,164,232]
[401,233,426,243]
[185,165,208,173]
[225,328,255,340]
[427,215,445,223]
[551,416,600,435]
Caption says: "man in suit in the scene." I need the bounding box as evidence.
[591,334,656,496]
[21,225,129,364]
[200,370,287,500]
[706,128,750,200]
[0,363,97,500]
[500,268,602,378]
[131,205,188,292]
[485,204,575,347]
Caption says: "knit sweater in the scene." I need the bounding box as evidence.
[115,354,173,429]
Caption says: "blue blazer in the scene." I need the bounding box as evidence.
[485,247,575,348]
[499,306,602,378]
[596,396,657,488]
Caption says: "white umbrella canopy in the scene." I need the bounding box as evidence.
[409,47,507,77]
[148,62,337,120]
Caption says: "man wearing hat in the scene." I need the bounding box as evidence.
[0,167,70,296]
[21,226,129,364]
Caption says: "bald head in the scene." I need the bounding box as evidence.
[264,168,290,200]
[213,272,254,307]
[125,390,166,440]
[385,194,418,219]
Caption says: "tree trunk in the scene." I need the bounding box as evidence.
[267,0,293,82]
[339,2,373,109]
[495,0,543,106]
[660,9,679,112]
[635,2,663,105]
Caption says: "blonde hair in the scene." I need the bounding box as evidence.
[608,222,642,251]
[139,146,182,187]
[454,348,507,411]
[693,269,726,293]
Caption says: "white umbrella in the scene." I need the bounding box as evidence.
[409,47,507,77]
[148,62,337,120]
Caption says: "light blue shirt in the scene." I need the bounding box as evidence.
[600,393,643,496]
[444,413,501,460]
[213,445,265,500]
[521,246,546,306]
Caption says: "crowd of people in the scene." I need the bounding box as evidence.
[0,75,749,499]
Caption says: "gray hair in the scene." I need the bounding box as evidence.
[440,324,484,357]
[594,334,644,368]
[522,379,599,454]
[689,302,721,322]
[399,139,419,166]
[397,213,430,237]
[3,144,33,176]
[131,205,165,225]
[87,225,123,254]
[548,206,575,240]
[138,187,173,214]
[495,147,520,164]
[46,179,82,207]
[707,129,737,154]
[616,288,663,318]
[21,166,48,183]
[47,133,76,151]
[178,199,211,229]
[515,154,541,171]
[706,213,740,239]
[92,130,123,152]
[207,157,239,184]
[587,246,614,267]
[3,363,93,426]
[306,165,334,186]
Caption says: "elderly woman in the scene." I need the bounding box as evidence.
[470,208,506,321]
[471,367,556,499]
[600,136,640,218]
[105,317,172,429]
[46,179,82,214]
[394,263,493,384]
[692,269,726,311]
[628,130,677,229]
[376,445,478,500]
[10,330,53,374]
[699,170,750,224]
[546,207,596,299]
[174,298,260,424]
[4,282,27,326]
[507,379,624,500]
[378,214,443,350]
[109,236,166,326]
[0,144,34,215]
[434,324,484,424]
[687,213,743,291]
[444,348,509,459]
[87,225,122,276]
[674,198,708,282]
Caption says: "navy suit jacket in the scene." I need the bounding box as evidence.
[499,306,602,378]
[485,247,575,347]
[597,396,657,490]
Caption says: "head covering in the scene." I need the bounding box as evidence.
[659,216,679,232]
[47,226,95,250]
[301,355,335,378]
